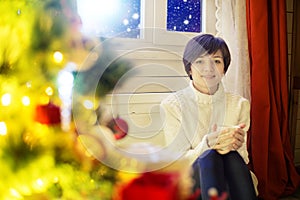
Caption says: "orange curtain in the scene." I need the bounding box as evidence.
[246,0,300,199]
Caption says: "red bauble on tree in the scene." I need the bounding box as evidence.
[107,116,128,140]
[34,102,61,125]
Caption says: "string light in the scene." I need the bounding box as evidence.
[1,93,11,106]
[36,179,44,186]
[26,81,32,88]
[45,86,54,96]
[21,96,30,106]
[53,51,63,63]
[32,178,46,192]
[9,188,23,199]
[83,100,94,109]
[53,177,59,183]
[0,122,7,136]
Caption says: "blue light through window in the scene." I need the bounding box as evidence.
[77,0,141,38]
[167,0,202,33]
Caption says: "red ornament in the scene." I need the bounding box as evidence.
[34,102,61,125]
[117,172,180,200]
[107,116,128,140]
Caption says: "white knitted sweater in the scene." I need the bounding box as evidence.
[160,82,250,163]
[160,81,258,194]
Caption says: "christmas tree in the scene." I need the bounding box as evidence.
[0,0,132,199]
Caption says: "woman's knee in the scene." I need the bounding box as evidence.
[223,151,245,165]
[225,151,242,158]
[196,149,222,165]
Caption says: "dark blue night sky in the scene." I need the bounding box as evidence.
[167,0,202,33]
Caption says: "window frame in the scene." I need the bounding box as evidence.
[76,0,217,52]
[152,0,217,47]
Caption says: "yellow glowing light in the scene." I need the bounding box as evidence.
[21,96,30,106]
[0,122,7,136]
[83,100,94,109]
[33,178,46,192]
[26,81,32,88]
[53,177,59,183]
[9,188,23,199]
[1,93,11,106]
[36,179,44,186]
[53,51,64,63]
[45,86,54,96]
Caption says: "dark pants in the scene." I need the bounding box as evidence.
[192,149,257,200]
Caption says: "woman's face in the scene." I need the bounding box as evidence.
[190,50,224,94]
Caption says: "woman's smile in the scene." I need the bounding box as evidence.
[201,74,216,79]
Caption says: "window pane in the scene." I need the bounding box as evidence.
[167,0,202,33]
[77,0,141,38]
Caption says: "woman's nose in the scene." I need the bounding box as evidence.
[202,60,215,72]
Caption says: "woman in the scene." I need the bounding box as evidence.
[160,34,258,199]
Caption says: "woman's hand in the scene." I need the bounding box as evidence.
[206,123,246,153]
[206,124,219,148]
[231,123,246,150]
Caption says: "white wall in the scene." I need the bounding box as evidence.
[104,49,190,147]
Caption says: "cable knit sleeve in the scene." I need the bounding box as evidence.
[160,94,195,158]
[184,135,210,164]
[160,92,210,164]
[210,93,251,165]
[160,95,182,147]
[235,97,251,164]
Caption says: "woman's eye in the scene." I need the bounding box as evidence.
[214,60,222,64]
[195,60,203,64]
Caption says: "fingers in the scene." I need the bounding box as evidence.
[206,126,221,147]
[238,123,246,129]
[234,129,245,141]
[231,128,245,149]
[216,127,245,151]
[207,132,218,147]
[207,124,247,151]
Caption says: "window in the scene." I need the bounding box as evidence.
[76,0,216,49]
[166,0,202,33]
[153,0,215,46]
[76,0,141,38]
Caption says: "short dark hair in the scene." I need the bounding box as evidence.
[183,34,231,79]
